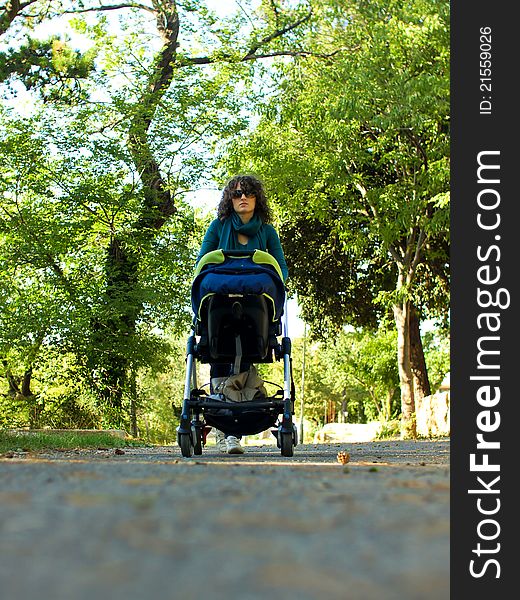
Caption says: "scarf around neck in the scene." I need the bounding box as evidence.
[219,212,263,250]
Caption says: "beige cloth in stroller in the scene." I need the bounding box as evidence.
[213,366,267,402]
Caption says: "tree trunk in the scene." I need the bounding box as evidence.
[409,304,431,400]
[86,2,180,420]
[0,0,22,36]
[3,363,42,427]
[340,397,347,423]
[370,389,382,421]
[393,300,417,438]
[129,370,138,438]
[384,389,394,422]
[23,368,44,428]
[88,238,139,421]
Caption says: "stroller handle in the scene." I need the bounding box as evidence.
[195,249,284,282]
[221,250,255,257]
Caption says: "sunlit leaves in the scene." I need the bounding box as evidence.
[0,36,97,104]
[1,0,340,426]
[222,0,450,330]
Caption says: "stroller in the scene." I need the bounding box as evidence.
[176,249,297,457]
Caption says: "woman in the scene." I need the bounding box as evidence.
[196,174,288,454]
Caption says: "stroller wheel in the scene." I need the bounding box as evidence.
[280,431,294,457]
[192,425,203,455]
[179,432,193,458]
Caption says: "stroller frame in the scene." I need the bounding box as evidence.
[176,250,297,457]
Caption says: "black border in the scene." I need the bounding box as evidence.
[451,2,516,596]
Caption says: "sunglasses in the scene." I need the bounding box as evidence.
[231,189,254,199]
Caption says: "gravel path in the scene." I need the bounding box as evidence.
[0,439,450,600]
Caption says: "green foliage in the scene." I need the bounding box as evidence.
[0,1,449,432]
[1,0,318,429]
[0,107,197,426]
[316,327,401,423]
[0,36,97,103]
[134,336,191,444]
[0,430,145,454]
[258,326,400,428]
[221,0,450,328]
[277,215,395,337]
[422,327,450,391]
[376,420,401,440]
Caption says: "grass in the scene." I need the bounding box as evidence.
[0,430,147,454]
[376,419,401,440]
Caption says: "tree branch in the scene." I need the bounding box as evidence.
[400,127,428,170]
[61,3,156,16]
[244,9,312,58]
[180,7,317,66]
[404,227,417,267]
[128,1,179,229]
[409,228,426,279]
[185,48,340,66]
[0,0,38,35]
[387,242,404,267]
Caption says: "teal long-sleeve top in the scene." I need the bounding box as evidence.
[197,218,289,282]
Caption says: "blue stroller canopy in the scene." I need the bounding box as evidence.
[191,250,286,322]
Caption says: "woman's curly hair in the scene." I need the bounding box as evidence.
[217,174,272,223]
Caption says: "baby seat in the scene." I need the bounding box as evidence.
[176,249,297,457]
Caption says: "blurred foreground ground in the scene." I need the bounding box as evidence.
[0,439,449,600]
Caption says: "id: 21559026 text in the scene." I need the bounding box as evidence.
[479,26,492,115]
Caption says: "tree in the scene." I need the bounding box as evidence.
[278,214,395,336]
[323,328,400,423]
[257,326,399,435]
[0,109,197,425]
[1,1,319,426]
[221,0,450,437]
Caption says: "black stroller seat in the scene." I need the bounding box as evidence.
[207,294,270,361]
[176,249,297,457]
